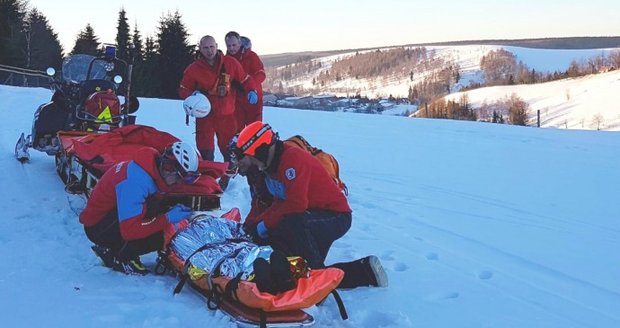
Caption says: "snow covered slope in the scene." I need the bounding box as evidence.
[1,84,619,327]
[446,70,620,130]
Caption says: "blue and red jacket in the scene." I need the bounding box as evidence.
[245,143,351,229]
[79,147,171,240]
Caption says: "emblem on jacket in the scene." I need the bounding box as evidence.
[285,167,296,180]
[115,162,124,173]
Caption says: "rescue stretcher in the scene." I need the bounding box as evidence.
[54,124,348,326]
[54,124,224,211]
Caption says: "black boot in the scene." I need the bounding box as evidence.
[91,244,115,268]
[331,255,388,288]
[253,258,278,294]
[270,250,296,293]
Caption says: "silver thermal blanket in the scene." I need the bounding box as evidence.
[169,215,273,280]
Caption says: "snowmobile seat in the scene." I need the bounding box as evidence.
[31,101,71,154]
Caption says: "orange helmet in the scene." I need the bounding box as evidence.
[236,122,276,157]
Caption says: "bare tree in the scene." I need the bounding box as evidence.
[591,113,605,130]
[609,50,620,69]
[480,49,518,86]
[507,93,528,126]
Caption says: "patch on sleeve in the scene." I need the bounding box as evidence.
[285,167,296,180]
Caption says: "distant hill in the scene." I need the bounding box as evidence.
[261,39,620,102]
[262,36,620,68]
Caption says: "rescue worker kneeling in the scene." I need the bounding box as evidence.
[233,122,388,288]
[79,142,200,275]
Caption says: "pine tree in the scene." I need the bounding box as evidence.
[0,0,27,67]
[129,24,147,96]
[26,9,63,70]
[137,36,161,97]
[71,24,101,56]
[131,23,144,63]
[115,8,131,63]
[155,11,193,99]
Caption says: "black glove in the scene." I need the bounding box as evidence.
[244,223,258,240]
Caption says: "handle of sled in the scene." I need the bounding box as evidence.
[122,63,133,126]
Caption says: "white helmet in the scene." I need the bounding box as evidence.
[183,91,211,118]
[169,142,200,173]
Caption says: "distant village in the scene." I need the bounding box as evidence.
[263,93,418,116]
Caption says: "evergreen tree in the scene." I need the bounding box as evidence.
[128,23,145,96]
[71,24,101,56]
[155,11,193,98]
[115,8,131,63]
[131,23,144,63]
[137,36,161,97]
[26,9,63,70]
[0,0,27,67]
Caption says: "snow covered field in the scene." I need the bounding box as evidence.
[1,83,619,327]
[446,70,620,131]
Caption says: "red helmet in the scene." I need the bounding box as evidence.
[84,90,121,123]
[236,122,276,157]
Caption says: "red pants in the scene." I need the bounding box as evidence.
[235,100,263,133]
[195,114,237,162]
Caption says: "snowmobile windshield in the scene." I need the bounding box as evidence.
[61,54,109,83]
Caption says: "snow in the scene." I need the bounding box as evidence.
[2,63,620,327]
[277,45,620,101]
[445,70,620,131]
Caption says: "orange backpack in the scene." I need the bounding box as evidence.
[284,135,348,195]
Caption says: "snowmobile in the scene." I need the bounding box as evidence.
[15,46,139,163]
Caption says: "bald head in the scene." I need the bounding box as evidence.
[199,35,218,63]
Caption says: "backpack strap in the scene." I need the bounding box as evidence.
[331,289,348,320]
[173,237,251,295]
[173,242,224,295]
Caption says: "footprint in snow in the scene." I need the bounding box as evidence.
[428,291,460,300]
[444,292,459,299]
[380,250,396,261]
[425,252,439,261]
[392,261,408,272]
[477,270,493,280]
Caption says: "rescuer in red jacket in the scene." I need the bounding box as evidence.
[179,35,257,164]
[234,122,389,288]
[80,142,200,275]
[224,31,266,131]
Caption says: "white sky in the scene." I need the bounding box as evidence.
[26,0,620,55]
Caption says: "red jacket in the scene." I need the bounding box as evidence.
[227,48,265,102]
[246,143,351,229]
[79,147,170,240]
[179,51,256,117]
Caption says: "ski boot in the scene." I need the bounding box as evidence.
[15,133,31,162]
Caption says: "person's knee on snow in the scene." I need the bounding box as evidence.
[80,142,200,275]
[235,122,387,288]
